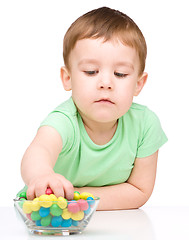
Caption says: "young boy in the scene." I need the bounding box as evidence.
[20,7,167,210]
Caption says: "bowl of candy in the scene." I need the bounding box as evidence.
[14,189,100,235]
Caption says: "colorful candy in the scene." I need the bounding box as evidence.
[57,197,67,209]
[19,191,27,199]
[68,202,80,213]
[19,191,96,228]
[50,204,63,216]
[45,187,53,195]
[39,207,50,217]
[77,199,89,211]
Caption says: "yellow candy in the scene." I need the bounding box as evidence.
[73,192,80,200]
[38,194,52,208]
[62,208,72,219]
[49,194,58,202]
[57,197,67,209]
[23,201,33,214]
[71,211,84,221]
[31,198,40,211]
[80,192,94,200]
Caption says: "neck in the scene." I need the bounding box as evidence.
[81,116,118,145]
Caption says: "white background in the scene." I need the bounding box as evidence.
[0,0,188,207]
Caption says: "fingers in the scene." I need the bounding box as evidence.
[27,185,35,200]
[58,175,74,200]
[27,180,49,199]
[49,180,65,198]
[26,173,74,200]
[50,175,74,200]
[35,182,48,198]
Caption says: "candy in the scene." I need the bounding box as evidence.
[31,211,41,221]
[51,216,63,227]
[49,194,58,202]
[61,218,72,227]
[87,197,95,206]
[45,187,53,195]
[72,220,79,226]
[26,213,32,220]
[57,197,67,209]
[31,198,40,211]
[50,204,63,216]
[39,207,50,217]
[41,215,52,226]
[17,190,97,228]
[80,192,94,200]
[35,219,41,226]
[68,202,80,213]
[38,194,52,208]
[23,201,33,214]
[84,205,91,215]
[62,208,72,220]
[73,191,80,200]
[19,191,27,199]
[77,199,89,211]
[71,211,84,221]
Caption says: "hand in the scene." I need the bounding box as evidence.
[26,172,74,200]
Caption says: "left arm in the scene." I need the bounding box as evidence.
[75,151,158,210]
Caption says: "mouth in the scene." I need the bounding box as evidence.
[95,98,115,104]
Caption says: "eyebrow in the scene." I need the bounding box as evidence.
[115,61,134,70]
[78,59,134,70]
[78,59,99,66]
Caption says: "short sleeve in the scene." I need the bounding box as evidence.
[136,108,168,158]
[40,111,75,151]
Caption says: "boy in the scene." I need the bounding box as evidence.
[20,7,167,210]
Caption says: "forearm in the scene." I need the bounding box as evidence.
[21,143,55,185]
[75,182,149,210]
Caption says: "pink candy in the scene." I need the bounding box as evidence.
[45,187,53,195]
[26,213,32,221]
[68,199,89,213]
[77,199,89,211]
[68,202,80,213]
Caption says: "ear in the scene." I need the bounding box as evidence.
[60,67,72,91]
[134,72,148,96]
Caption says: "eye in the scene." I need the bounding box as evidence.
[114,72,128,78]
[84,70,99,76]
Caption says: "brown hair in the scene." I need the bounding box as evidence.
[63,7,147,76]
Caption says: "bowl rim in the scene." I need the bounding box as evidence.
[13,197,100,202]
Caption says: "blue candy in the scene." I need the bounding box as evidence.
[72,220,79,226]
[84,205,91,215]
[87,197,95,206]
[35,219,41,226]
[39,207,50,217]
[51,216,63,227]
[61,218,72,227]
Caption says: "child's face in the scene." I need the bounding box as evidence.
[61,38,147,125]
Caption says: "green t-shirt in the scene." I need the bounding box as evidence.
[39,97,167,187]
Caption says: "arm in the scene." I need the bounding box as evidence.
[21,126,74,200]
[75,151,158,210]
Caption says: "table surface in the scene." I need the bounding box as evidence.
[1,206,189,239]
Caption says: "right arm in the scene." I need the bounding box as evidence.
[21,126,74,200]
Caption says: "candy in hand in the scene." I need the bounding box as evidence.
[45,187,53,195]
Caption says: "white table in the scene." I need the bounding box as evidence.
[1,206,189,239]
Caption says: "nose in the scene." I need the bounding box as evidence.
[97,73,113,90]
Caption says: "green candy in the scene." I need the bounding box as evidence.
[31,211,41,221]
[41,215,52,226]
[50,203,63,216]
[19,191,27,199]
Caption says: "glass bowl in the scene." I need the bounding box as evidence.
[14,196,100,235]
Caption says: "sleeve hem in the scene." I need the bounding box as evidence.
[136,136,168,158]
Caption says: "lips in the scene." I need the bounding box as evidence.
[95,98,115,104]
